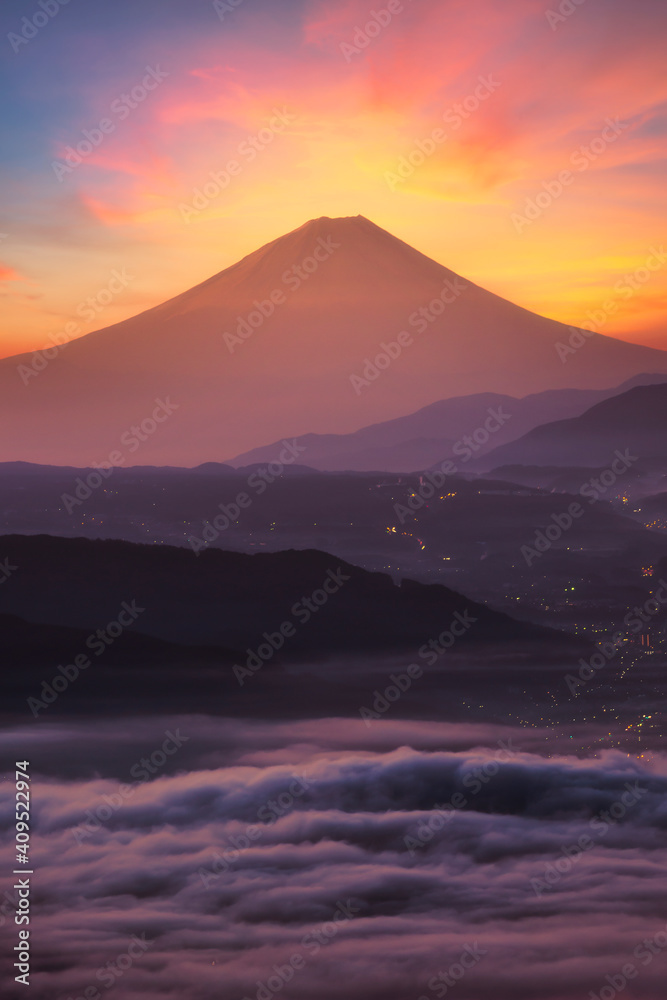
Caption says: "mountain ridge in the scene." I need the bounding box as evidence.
[477,383,667,470]
[0,534,580,655]
[229,373,667,472]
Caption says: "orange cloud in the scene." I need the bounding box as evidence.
[0,264,24,282]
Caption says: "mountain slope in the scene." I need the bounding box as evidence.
[0,613,234,668]
[229,374,667,472]
[478,383,667,469]
[2,216,666,467]
[0,535,578,654]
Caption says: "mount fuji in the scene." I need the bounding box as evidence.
[2,215,666,467]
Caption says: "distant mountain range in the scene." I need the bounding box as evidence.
[230,374,667,473]
[477,383,667,470]
[2,216,666,468]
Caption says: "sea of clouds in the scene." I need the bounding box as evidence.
[1,716,666,1000]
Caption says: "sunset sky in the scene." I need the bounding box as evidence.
[1,0,666,358]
